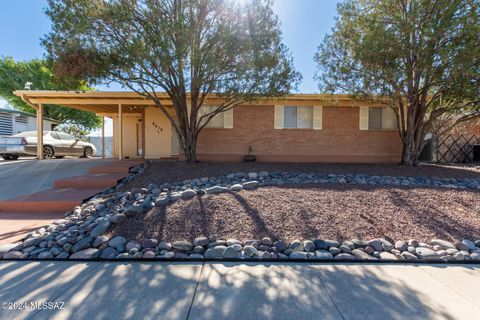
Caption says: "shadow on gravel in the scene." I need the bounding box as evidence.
[1,260,477,319]
[109,184,480,243]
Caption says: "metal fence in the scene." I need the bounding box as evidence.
[436,134,479,163]
[88,136,113,158]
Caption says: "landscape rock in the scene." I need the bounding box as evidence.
[109,236,127,248]
[243,245,258,257]
[126,241,141,251]
[154,196,169,206]
[379,252,397,260]
[230,184,243,191]
[0,243,23,256]
[242,181,259,190]
[223,246,238,258]
[181,189,197,200]
[460,239,476,251]
[204,246,227,258]
[352,249,377,260]
[395,240,408,251]
[431,239,456,250]
[401,252,418,260]
[72,236,93,253]
[173,241,193,251]
[273,240,287,252]
[290,240,304,252]
[352,239,368,249]
[289,252,309,259]
[314,250,333,259]
[334,253,355,260]
[4,251,24,259]
[70,248,100,259]
[91,221,110,237]
[340,245,352,254]
[193,237,209,247]
[303,240,315,252]
[158,242,172,251]
[100,247,119,259]
[470,252,480,260]
[124,205,144,217]
[110,213,126,224]
[415,247,439,260]
[205,186,229,194]
[368,239,383,252]
[143,251,156,259]
[141,239,158,249]
[248,172,258,179]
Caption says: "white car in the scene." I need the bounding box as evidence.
[0,131,96,160]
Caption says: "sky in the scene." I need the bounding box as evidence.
[0,0,341,94]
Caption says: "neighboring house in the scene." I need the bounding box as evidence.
[13,91,403,163]
[0,107,61,136]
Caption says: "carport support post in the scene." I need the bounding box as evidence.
[37,103,44,160]
[118,104,123,160]
[101,115,105,159]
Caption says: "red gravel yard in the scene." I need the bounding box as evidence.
[109,184,480,243]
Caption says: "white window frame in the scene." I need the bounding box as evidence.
[198,105,233,129]
[274,105,322,130]
[360,106,398,131]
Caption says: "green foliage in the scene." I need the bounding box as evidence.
[0,57,101,130]
[43,0,301,161]
[315,0,480,165]
[56,123,89,140]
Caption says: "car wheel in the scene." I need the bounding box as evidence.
[43,146,54,159]
[9,155,19,160]
[1,155,11,160]
[83,147,93,158]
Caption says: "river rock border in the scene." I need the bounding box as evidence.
[1,168,479,262]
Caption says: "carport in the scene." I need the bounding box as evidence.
[13,91,176,160]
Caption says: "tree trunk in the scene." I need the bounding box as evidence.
[401,134,415,166]
[401,123,424,166]
[180,131,197,163]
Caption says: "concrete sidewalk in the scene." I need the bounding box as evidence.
[0,261,479,320]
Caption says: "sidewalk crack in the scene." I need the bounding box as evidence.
[312,265,346,320]
[186,261,205,320]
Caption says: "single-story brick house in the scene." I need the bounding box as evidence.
[14,91,402,163]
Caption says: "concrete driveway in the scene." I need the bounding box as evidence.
[0,158,105,201]
[0,261,479,320]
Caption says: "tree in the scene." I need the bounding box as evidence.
[43,0,301,162]
[315,0,480,165]
[0,57,101,130]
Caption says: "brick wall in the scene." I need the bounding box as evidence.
[197,105,402,163]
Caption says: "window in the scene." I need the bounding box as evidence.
[50,132,61,140]
[283,106,313,129]
[368,107,397,130]
[198,106,225,128]
[57,132,75,140]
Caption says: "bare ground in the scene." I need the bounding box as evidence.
[109,184,480,243]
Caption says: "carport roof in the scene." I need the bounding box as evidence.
[13,90,379,114]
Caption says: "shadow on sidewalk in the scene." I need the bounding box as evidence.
[0,261,477,319]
